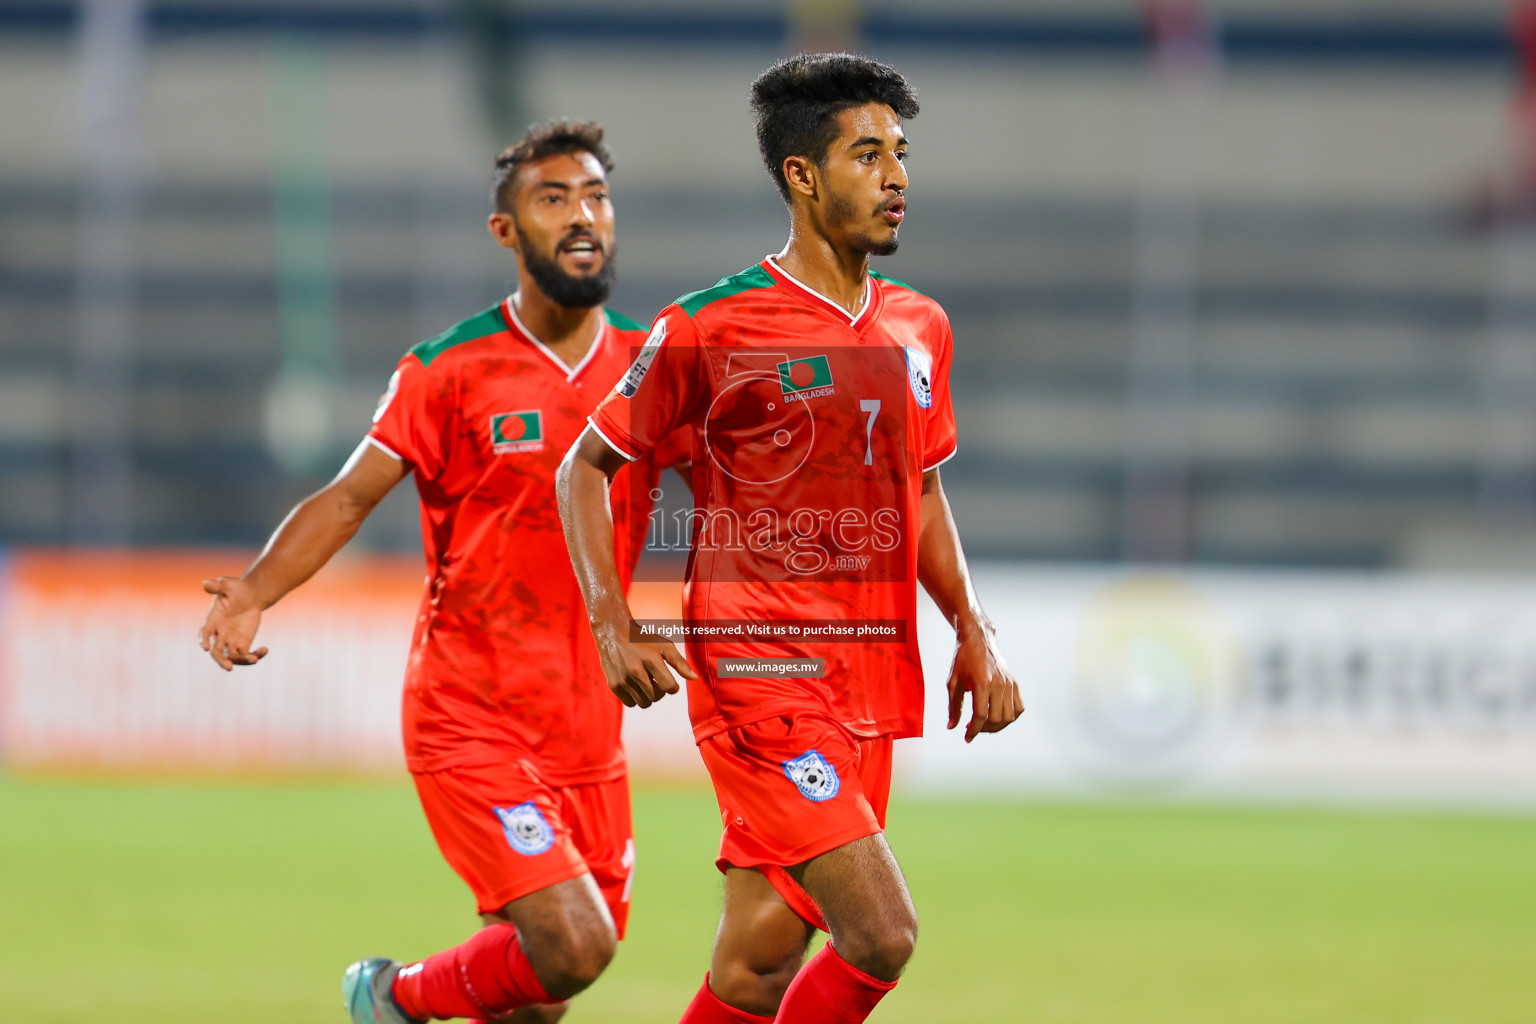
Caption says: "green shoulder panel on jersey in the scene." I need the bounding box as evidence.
[675,264,775,318]
[603,308,648,332]
[599,308,648,333]
[409,305,504,367]
[869,269,927,297]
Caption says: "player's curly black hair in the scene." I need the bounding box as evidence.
[491,119,614,212]
[750,52,919,203]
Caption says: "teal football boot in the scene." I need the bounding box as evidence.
[343,957,423,1024]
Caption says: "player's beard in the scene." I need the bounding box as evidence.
[826,187,900,257]
[515,222,616,309]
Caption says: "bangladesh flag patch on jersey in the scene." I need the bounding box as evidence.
[777,355,834,402]
[490,411,544,453]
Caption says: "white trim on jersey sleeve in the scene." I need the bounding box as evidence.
[365,435,405,462]
[587,417,639,462]
[923,445,958,473]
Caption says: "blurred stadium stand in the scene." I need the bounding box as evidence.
[3,0,1535,567]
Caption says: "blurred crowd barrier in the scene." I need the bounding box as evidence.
[0,549,421,770]
[2,550,1533,805]
[0,549,689,774]
[908,566,1536,806]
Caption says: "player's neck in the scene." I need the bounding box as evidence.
[510,286,604,368]
[775,228,870,318]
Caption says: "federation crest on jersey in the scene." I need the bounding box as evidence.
[783,749,841,802]
[617,319,667,397]
[490,410,544,454]
[495,801,555,856]
[777,355,835,403]
[904,346,933,409]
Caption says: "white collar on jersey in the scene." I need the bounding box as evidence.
[503,294,606,381]
[765,256,874,326]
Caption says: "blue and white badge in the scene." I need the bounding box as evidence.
[495,801,555,856]
[617,319,666,397]
[904,346,933,409]
[783,750,841,802]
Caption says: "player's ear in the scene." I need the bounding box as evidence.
[487,211,520,252]
[782,154,818,200]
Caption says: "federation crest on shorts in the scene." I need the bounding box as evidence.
[783,750,841,802]
[904,346,933,409]
[495,801,555,856]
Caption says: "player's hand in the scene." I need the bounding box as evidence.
[199,576,270,671]
[946,620,1023,743]
[593,620,698,709]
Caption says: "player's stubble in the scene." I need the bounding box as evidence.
[825,186,902,257]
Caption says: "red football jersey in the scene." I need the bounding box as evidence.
[590,258,958,743]
[370,300,679,783]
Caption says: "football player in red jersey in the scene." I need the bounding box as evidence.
[198,121,687,1024]
[559,55,1023,1024]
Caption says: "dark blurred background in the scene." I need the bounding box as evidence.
[8,0,1536,569]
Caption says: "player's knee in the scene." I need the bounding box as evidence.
[877,918,919,977]
[535,917,617,999]
[862,928,917,982]
[836,913,918,982]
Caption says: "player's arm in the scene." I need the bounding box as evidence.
[558,427,697,708]
[917,467,1023,742]
[199,440,408,671]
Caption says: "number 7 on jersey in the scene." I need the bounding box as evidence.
[860,398,881,466]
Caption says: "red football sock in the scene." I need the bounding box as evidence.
[678,974,776,1024]
[772,945,897,1024]
[391,922,552,1021]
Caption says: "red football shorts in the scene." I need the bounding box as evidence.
[412,760,634,938]
[699,714,894,931]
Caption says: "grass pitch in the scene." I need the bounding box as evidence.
[2,776,1533,1024]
